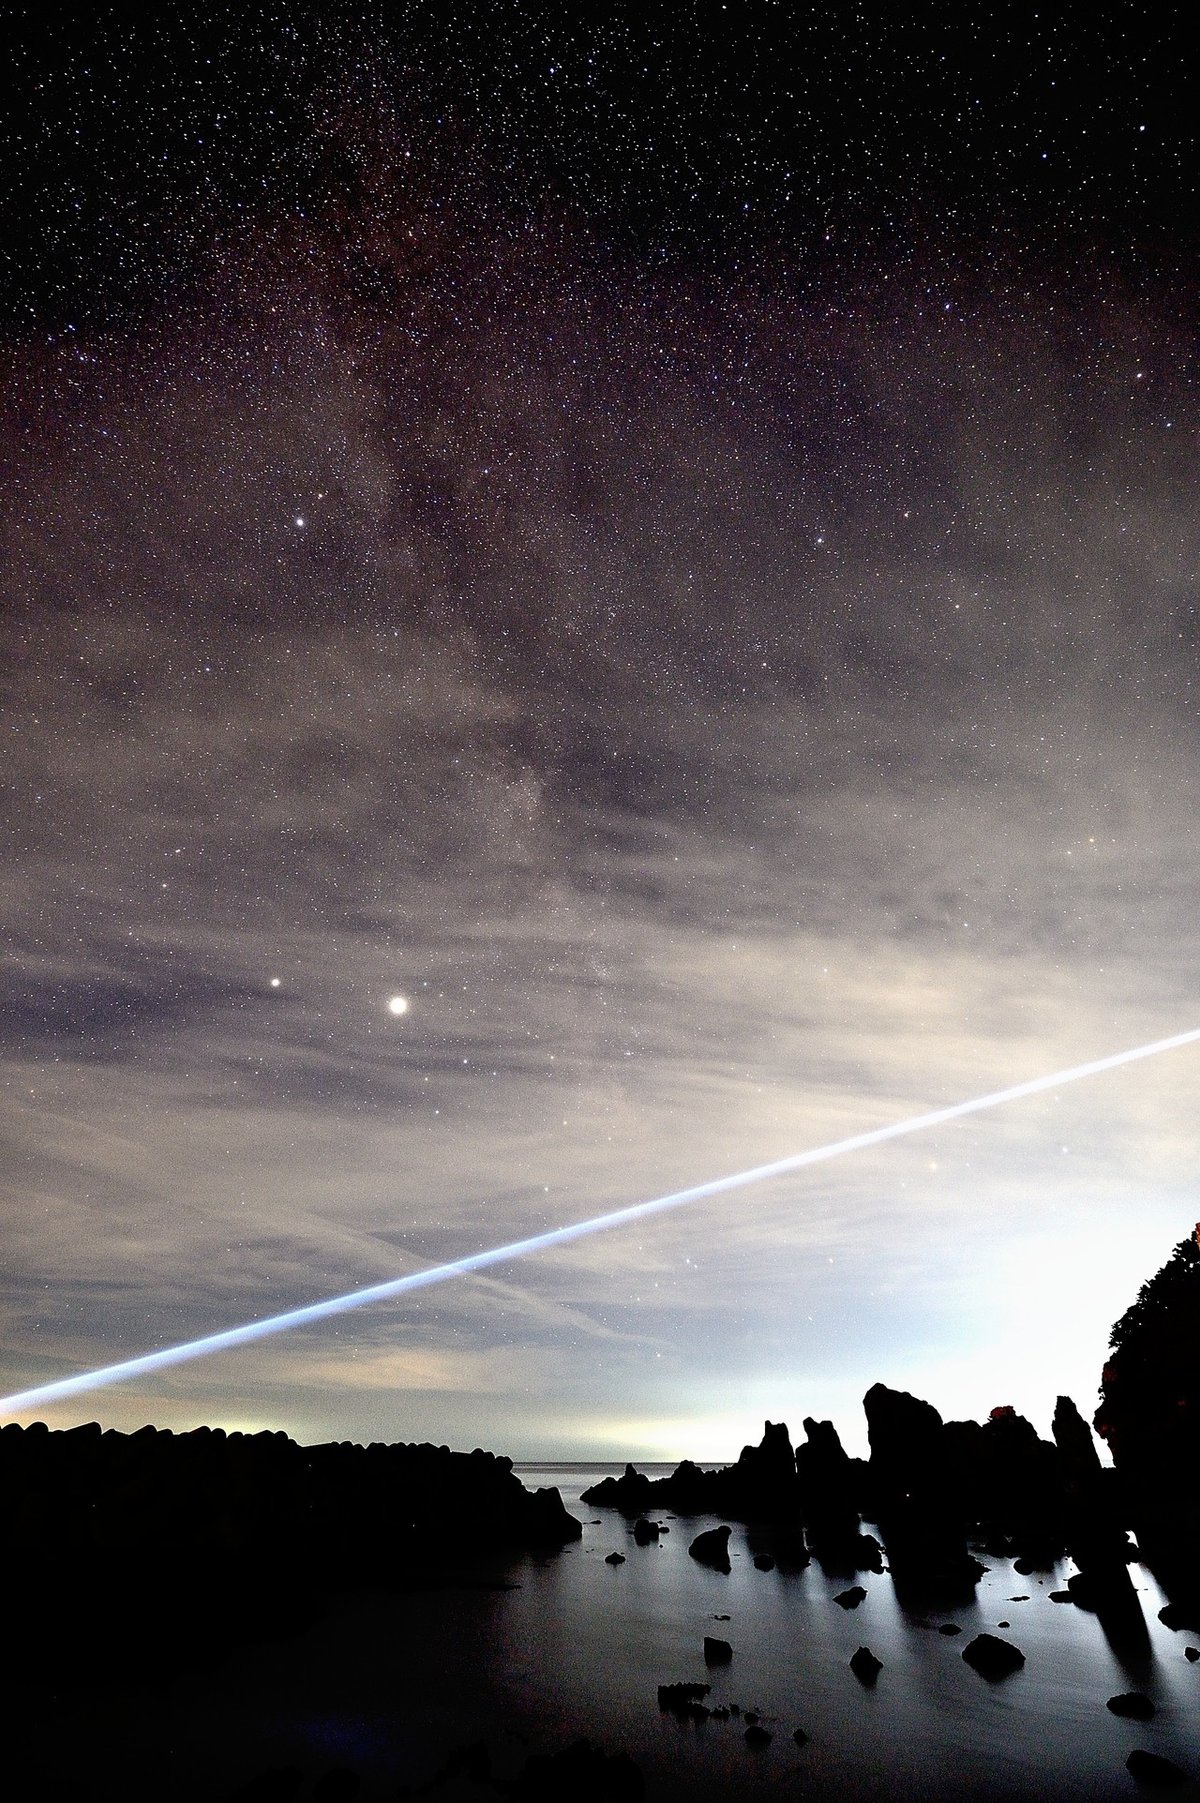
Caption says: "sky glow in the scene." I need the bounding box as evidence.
[4,1024,1197,1419]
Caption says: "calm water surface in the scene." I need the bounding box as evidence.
[36,1462,1200,1799]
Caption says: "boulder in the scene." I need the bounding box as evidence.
[833,1586,866,1609]
[849,1646,882,1684]
[703,1636,733,1664]
[632,1518,660,1544]
[1107,1693,1155,1720]
[1159,1600,1200,1632]
[689,1525,733,1573]
[961,1633,1024,1679]
[1125,1749,1188,1788]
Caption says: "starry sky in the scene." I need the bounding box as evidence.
[3,4,1200,1458]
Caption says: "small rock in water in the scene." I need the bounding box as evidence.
[605,1552,626,1565]
[704,1636,733,1664]
[997,1620,1010,1628]
[657,1682,711,1716]
[1185,1647,1199,1662]
[744,1725,772,1747]
[792,1728,809,1747]
[1108,1693,1156,1720]
[1008,1595,1030,1602]
[850,1646,882,1685]
[633,1518,660,1544]
[689,1525,733,1573]
[711,1614,731,1621]
[1049,1589,1073,1603]
[1125,1749,1188,1788]
[834,1586,866,1610]
[937,1623,961,1636]
[1160,1602,1200,1632]
[753,1554,775,1571]
[962,1634,1025,1679]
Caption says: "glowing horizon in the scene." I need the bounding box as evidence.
[3,1023,1199,1419]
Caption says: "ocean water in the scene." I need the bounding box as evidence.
[500,1465,1200,1801]
[25,1462,1200,1799]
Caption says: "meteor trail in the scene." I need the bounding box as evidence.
[4,1024,1199,1417]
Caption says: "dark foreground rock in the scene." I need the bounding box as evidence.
[703,1635,733,1663]
[961,1633,1025,1679]
[1107,1693,1156,1720]
[0,1420,579,1675]
[849,1646,882,1684]
[1126,1749,1189,1788]
[508,1738,645,1802]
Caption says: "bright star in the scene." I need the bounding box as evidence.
[388,994,409,1016]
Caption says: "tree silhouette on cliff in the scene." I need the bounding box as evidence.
[1094,1226,1200,1507]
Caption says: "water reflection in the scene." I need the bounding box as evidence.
[498,1465,1199,1801]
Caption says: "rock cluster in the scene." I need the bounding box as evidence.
[585,1390,1126,1608]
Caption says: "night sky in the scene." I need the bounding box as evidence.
[4,5,1200,1457]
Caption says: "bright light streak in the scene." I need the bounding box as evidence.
[3,1025,1199,1417]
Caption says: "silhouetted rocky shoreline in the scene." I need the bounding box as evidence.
[4,1229,1197,1798]
[1,1423,580,1675]
[585,1226,1200,1631]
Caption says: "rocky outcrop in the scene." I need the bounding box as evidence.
[794,1416,877,1571]
[582,1423,802,1524]
[0,1420,579,1672]
[580,1463,655,1513]
[863,1384,985,1600]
